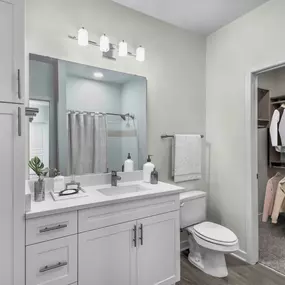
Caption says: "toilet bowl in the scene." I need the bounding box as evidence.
[180,191,239,278]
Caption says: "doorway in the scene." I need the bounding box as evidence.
[253,66,285,274]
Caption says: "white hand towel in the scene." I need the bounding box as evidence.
[173,134,202,182]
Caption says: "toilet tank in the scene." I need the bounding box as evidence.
[180,191,206,228]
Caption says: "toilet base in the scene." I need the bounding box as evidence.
[188,234,228,278]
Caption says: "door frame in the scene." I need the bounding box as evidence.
[245,60,285,264]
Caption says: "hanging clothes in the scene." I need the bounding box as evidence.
[271,177,285,223]
[262,173,283,222]
[279,106,285,145]
[270,106,285,151]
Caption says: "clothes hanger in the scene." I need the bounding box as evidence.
[274,172,283,178]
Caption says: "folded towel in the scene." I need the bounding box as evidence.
[172,134,202,182]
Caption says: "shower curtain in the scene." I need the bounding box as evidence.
[67,113,107,175]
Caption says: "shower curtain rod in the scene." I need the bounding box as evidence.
[67,110,135,120]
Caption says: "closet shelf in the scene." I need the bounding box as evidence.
[271,100,285,105]
[270,161,285,168]
[258,118,269,128]
[270,95,285,105]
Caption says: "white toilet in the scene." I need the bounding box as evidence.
[180,191,239,278]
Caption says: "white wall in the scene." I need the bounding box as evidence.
[66,76,122,113]
[26,0,206,188]
[206,0,285,259]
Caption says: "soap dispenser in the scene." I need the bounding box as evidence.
[151,168,158,184]
[124,153,134,172]
[143,155,155,183]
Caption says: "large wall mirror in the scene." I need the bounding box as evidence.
[29,54,147,177]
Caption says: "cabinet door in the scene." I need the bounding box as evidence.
[137,211,180,285]
[0,0,24,103]
[0,104,25,285]
[79,222,136,285]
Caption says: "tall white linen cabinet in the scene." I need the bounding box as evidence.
[0,0,25,285]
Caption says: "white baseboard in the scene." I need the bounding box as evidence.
[180,240,189,252]
[231,250,249,263]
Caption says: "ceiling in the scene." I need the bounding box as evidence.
[112,0,270,35]
[65,62,136,84]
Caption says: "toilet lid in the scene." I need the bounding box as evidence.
[193,222,237,244]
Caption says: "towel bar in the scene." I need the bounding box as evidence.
[161,134,204,139]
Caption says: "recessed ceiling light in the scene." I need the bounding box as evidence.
[94,72,104,78]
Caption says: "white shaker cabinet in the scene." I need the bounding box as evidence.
[26,194,181,285]
[78,211,180,285]
[79,221,137,285]
[0,0,24,104]
[0,104,25,285]
[137,211,180,285]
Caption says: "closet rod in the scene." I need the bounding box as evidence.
[161,134,204,139]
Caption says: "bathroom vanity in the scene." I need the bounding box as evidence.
[25,179,183,285]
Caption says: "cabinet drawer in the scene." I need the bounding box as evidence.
[26,211,77,245]
[78,194,179,232]
[26,235,77,285]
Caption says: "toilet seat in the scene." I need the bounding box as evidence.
[191,231,239,253]
[190,222,238,246]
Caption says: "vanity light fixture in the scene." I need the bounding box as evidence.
[136,46,145,62]
[118,40,128,57]
[100,34,110,52]
[68,30,145,63]
[78,27,88,46]
[94,72,104,78]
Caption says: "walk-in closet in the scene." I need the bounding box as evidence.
[258,67,285,274]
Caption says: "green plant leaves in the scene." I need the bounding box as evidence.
[28,156,49,178]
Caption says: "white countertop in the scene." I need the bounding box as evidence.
[26,181,184,219]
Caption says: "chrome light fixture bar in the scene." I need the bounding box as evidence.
[68,31,145,62]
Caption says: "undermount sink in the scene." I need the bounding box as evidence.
[98,184,150,196]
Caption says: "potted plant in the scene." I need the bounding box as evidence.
[28,156,49,202]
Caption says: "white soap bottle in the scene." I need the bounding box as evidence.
[143,155,155,183]
[124,153,134,172]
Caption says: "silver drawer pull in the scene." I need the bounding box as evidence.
[139,224,143,245]
[39,261,68,273]
[17,69,21,99]
[39,224,68,233]
[18,107,22,136]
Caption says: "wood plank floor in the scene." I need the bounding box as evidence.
[177,254,285,285]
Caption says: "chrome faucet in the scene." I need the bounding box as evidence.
[111,171,121,186]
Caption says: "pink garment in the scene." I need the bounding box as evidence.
[271,179,285,223]
[262,174,283,222]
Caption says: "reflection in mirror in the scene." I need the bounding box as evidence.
[29,54,147,177]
